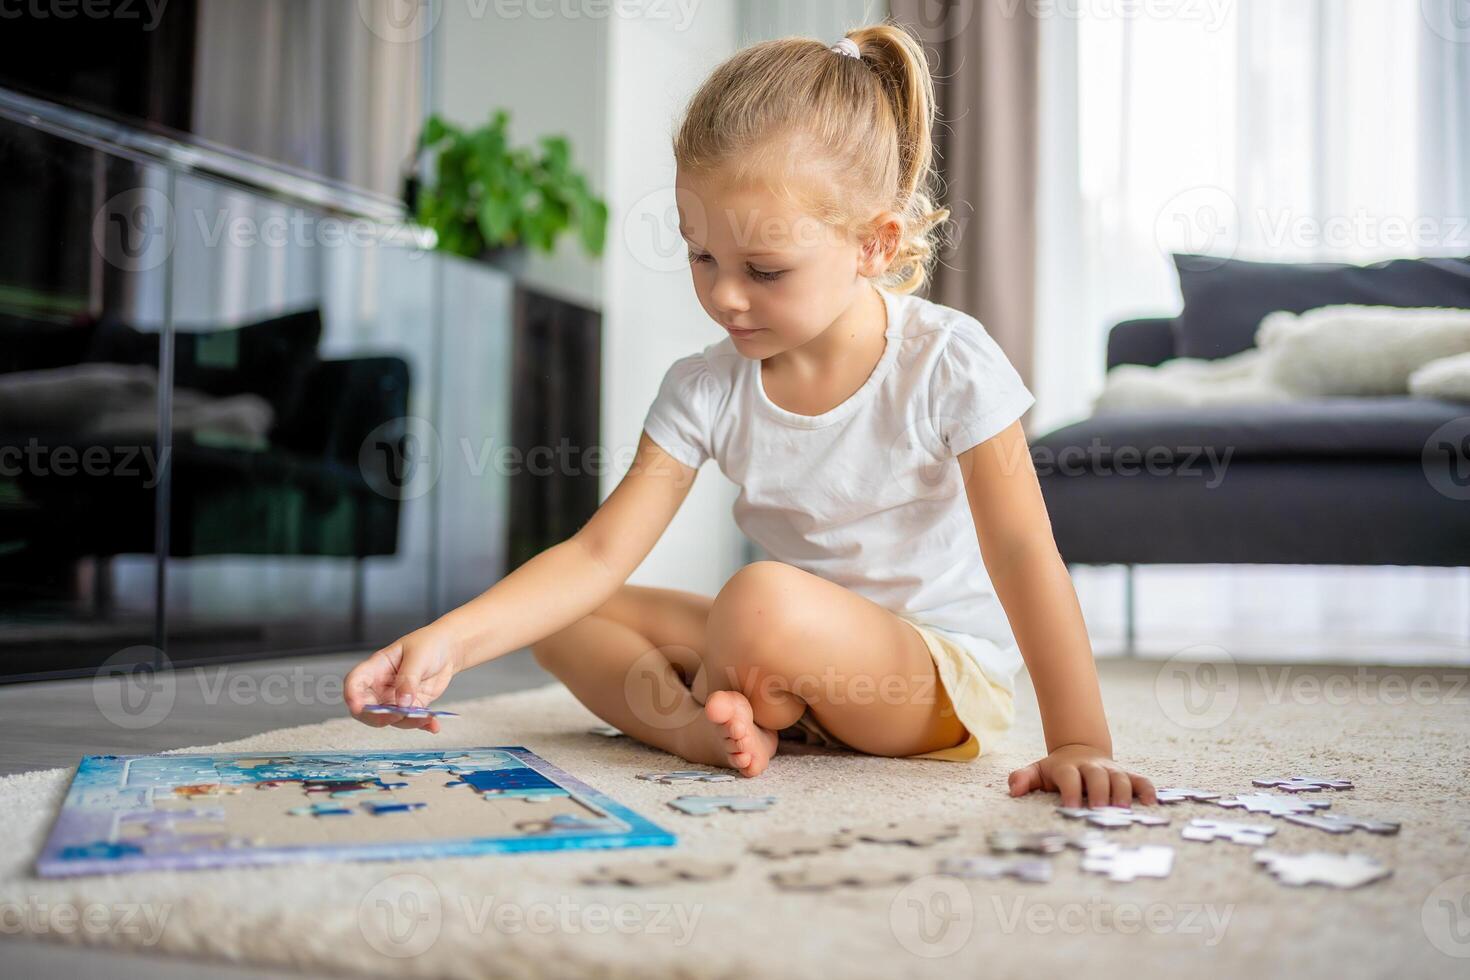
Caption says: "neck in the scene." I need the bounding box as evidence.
[767,280,886,375]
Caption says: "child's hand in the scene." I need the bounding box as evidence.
[343,626,461,734]
[1007,744,1157,808]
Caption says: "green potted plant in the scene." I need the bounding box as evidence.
[411,109,607,267]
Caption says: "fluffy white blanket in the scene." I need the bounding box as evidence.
[1095,305,1470,412]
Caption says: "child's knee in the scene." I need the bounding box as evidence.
[708,562,808,666]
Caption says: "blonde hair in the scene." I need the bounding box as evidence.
[673,21,951,295]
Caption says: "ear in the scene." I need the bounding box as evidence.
[857,211,903,277]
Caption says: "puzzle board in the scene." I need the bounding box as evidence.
[37,747,675,877]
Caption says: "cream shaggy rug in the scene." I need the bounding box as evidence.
[1,657,1467,979]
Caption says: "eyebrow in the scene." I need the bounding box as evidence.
[676,226,793,257]
[680,229,793,259]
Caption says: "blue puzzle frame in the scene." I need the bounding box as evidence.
[37,747,676,877]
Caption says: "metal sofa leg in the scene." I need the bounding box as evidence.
[1123,564,1137,658]
[350,557,366,645]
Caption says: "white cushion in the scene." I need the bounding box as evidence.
[1409,351,1470,402]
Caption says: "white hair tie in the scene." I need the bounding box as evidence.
[829,37,861,60]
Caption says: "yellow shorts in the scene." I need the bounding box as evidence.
[780,614,1016,761]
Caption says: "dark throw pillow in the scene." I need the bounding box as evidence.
[1172,253,1470,360]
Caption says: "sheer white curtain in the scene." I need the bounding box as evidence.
[1033,0,1470,657]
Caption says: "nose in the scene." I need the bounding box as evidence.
[708,270,749,317]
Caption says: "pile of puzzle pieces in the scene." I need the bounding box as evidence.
[590,763,1397,892]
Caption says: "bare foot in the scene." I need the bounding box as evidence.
[699,690,779,777]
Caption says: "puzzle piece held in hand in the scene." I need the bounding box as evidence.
[637,770,736,785]
[939,855,1051,883]
[1280,812,1401,835]
[668,795,777,816]
[361,704,459,719]
[1155,787,1221,804]
[770,861,914,891]
[1180,817,1277,846]
[843,819,960,847]
[582,858,735,887]
[987,829,1106,854]
[1079,843,1175,882]
[1253,849,1391,888]
[1055,806,1169,829]
[1214,793,1332,816]
[748,830,854,859]
[1251,776,1352,793]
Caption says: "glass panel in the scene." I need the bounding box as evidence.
[161,173,447,663]
[0,116,165,679]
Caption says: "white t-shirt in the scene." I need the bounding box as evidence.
[641,285,1036,694]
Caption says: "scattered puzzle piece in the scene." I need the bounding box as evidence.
[1253,849,1391,888]
[1080,843,1175,882]
[1214,793,1332,816]
[1155,787,1221,804]
[939,855,1051,883]
[636,770,736,785]
[748,830,854,859]
[844,819,960,847]
[582,858,735,886]
[1279,812,1401,835]
[1056,806,1169,829]
[1180,817,1277,846]
[588,725,625,738]
[770,861,914,891]
[987,829,1106,854]
[1251,776,1353,793]
[668,796,777,816]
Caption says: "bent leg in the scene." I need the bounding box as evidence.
[530,584,775,772]
[694,561,967,758]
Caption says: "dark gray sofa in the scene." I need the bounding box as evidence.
[1030,255,1470,576]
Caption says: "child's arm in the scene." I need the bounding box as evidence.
[343,433,699,731]
[957,420,1157,808]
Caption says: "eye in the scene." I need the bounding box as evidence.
[687,250,786,283]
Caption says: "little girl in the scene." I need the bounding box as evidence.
[347,24,1155,810]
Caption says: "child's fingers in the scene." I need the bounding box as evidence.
[1132,773,1158,805]
[1109,770,1133,807]
[1008,763,1041,796]
[1082,765,1112,807]
[1053,766,1083,807]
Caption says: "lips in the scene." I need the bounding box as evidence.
[724,324,760,337]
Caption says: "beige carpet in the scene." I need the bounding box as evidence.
[1,657,1467,978]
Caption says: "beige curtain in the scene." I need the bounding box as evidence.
[889,1,1040,393]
